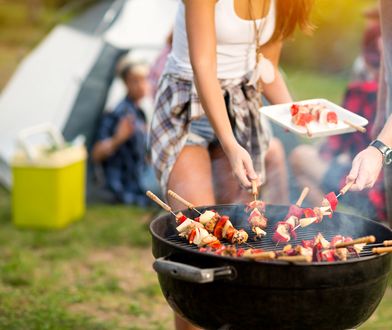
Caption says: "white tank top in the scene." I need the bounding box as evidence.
[165,0,276,80]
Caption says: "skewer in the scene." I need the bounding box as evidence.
[295,186,310,207]
[243,241,256,249]
[372,247,392,254]
[333,235,375,248]
[243,251,276,260]
[146,191,177,217]
[336,181,354,199]
[277,255,312,263]
[362,240,392,248]
[275,187,310,246]
[305,124,312,138]
[167,190,202,215]
[343,119,367,133]
[292,182,355,232]
[251,179,258,202]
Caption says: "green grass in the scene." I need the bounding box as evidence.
[283,66,349,104]
[0,187,173,330]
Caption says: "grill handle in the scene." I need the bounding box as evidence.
[153,257,236,283]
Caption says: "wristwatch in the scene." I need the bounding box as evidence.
[369,140,392,165]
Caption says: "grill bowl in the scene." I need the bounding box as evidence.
[150,204,392,330]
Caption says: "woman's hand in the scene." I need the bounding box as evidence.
[224,142,260,188]
[346,146,383,191]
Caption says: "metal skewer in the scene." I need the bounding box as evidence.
[251,179,258,202]
[167,190,202,215]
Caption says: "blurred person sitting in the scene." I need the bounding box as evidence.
[289,12,386,222]
[91,57,160,206]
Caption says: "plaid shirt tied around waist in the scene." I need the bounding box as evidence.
[150,74,272,193]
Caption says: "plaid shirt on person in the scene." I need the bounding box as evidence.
[150,74,272,194]
[95,97,150,206]
[320,81,386,221]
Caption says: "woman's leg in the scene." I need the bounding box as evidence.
[167,145,216,209]
[210,145,250,204]
[263,138,289,204]
[167,145,215,330]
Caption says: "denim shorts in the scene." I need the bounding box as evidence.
[186,116,219,148]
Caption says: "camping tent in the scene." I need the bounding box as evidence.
[0,0,177,187]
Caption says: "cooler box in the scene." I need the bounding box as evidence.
[11,124,87,229]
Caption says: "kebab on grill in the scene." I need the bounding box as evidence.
[293,181,354,231]
[167,190,249,245]
[199,233,373,263]
[168,190,250,244]
[195,211,249,244]
[175,212,222,248]
[145,191,223,249]
[272,187,310,244]
[244,180,269,239]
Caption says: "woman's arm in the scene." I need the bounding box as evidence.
[347,114,392,190]
[259,40,292,104]
[184,0,258,187]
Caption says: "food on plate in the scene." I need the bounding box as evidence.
[290,103,338,128]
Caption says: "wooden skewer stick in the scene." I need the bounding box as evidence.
[334,235,375,248]
[337,180,354,198]
[275,187,310,245]
[277,255,312,263]
[383,240,392,247]
[167,190,202,215]
[343,119,367,133]
[305,124,312,138]
[372,246,392,254]
[251,179,258,201]
[366,240,392,248]
[243,251,276,260]
[146,191,177,217]
[295,186,310,207]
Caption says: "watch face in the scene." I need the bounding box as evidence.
[385,149,392,165]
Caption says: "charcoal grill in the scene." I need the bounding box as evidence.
[150,204,392,330]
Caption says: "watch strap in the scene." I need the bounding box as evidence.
[369,140,392,165]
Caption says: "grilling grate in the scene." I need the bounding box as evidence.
[167,225,376,259]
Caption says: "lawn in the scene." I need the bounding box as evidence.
[0,187,173,330]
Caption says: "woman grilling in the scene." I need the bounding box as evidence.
[149,1,314,329]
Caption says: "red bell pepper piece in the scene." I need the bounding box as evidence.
[214,216,229,240]
[324,192,338,211]
[188,229,196,244]
[326,111,338,124]
[177,214,188,224]
[285,204,303,219]
[303,208,316,218]
[290,104,299,116]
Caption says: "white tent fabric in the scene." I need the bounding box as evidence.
[104,0,177,50]
[0,26,102,186]
[0,0,178,188]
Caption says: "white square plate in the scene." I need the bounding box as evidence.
[259,98,368,138]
